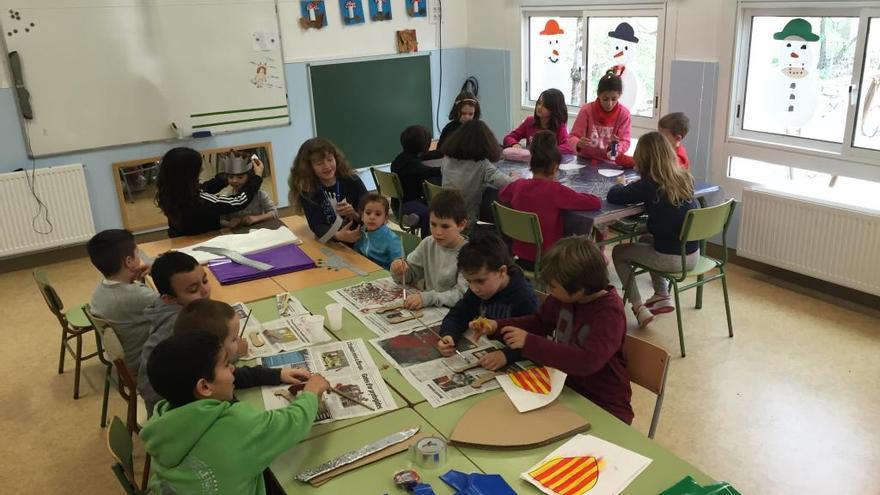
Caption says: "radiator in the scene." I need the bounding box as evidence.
[738,187,880,297]
[0,164,96,258]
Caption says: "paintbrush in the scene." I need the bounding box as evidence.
[330,386,376,411]
[239,308,253,338]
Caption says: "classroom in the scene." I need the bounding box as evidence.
[0,0,878,493]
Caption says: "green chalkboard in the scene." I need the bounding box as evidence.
[309,55,433,168]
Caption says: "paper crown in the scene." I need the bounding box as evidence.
[219,153,253,174]
[773,18,819,42]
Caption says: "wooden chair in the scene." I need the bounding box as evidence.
[393,229,422,257]
[422,179,444,204]
[491,201,544,284]
[32,268,97,399]
[623,335,670,439]
[622,199,736,357]
[371,167,418,234]
[107,416,149,495]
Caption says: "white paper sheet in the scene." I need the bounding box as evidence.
[598,168,624,177]
[179,227,301,264]
[497,366,567,412]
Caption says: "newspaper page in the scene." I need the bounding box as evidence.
[259,339,397,423]
[327,277,448,336]
[233,299,332,359]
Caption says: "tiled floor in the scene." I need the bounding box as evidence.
[2,250,879,494]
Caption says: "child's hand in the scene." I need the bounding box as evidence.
[509,171,522,180]
[237,339,249,359]
[616,175,627,185]
[242,215,261,226]
[500,326,529,350]
[335,221,361,243]
[577,136,589,151]
[227,216,243,228]
[280,366,312,384]
[336,200,356,219]
[303,374,331,396]
[510,143,522,149]
[468,317,497,337]
[133,262,151,283]
[403,292,423,310]
[390,259,408,278]
[437,335,456,357]
[251,157,265,176]
[477,350,508,371]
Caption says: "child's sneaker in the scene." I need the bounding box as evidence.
[645,294,675,315]
[634,304,654,328]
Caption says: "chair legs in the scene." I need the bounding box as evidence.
[141,454,152,491]
[101,364,113,428]
[73,333,83,399]
[695,274,704,309]
[720,268,734,338]
[57,330,67,374]
[671,281,686,358]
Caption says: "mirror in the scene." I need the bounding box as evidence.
[113,142,279,233]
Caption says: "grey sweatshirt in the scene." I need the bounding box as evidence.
[441,157,513,224]
[90,280,156,375]
[138,297,182,416]
[391,236,468,308]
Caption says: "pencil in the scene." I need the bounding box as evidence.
[330,386,376,411]
[239,308,253,338]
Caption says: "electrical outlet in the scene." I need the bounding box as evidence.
[429,1,442,24]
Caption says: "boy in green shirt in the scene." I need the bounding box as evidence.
[141,331,329,494]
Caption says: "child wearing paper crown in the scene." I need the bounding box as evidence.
[219,151,278,229]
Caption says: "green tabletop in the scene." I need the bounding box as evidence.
[270,407,480,494]
[288,272,427,406]
[414,389,715,494]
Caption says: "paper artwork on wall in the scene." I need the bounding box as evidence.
[249,57,283,89]
[396,29,418,53]
[251,31,278,52]
[369,0,392,22]
[300,1,328,29]
[339,0,365,25]
[406,0,427,18]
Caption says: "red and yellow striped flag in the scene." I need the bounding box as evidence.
[507,366,552,394]
[528,456,600,495]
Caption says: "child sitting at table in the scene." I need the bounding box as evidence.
[289,137,367,244]
[218,151,278,229]
[390,189,469,309]
[482,236,633,424]
[353,193,403,270]
[658,112,691,169]
[503,88,574,154]
[607,132,699,324]
[142,331,329,494]
[568,71,632,166]
[439,120,515,225]
[437,231,538,371]
[499,131,601,271]
[87,229,155,375]
[390,125,441,236]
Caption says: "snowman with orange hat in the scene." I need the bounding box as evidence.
[608,22,639,111]
[536,19,571,98]
[773,18,820,134]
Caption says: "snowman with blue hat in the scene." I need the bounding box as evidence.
[607,22,640,111]
[773,18,821,134]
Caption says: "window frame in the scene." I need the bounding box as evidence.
[521,4,667,128]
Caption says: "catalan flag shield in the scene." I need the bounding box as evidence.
[507,366,552,394]
[528,456,600,495]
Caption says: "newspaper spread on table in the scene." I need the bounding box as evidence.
[327,277,448,336]
[370,323,531,408]
[259,339,397,423]
[233,299,333,358]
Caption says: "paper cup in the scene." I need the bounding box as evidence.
[299,314,325,333]
[325,303,343,331]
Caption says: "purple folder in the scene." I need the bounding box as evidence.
[207,243,315,285]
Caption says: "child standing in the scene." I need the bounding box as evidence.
[390,189,469,309]
[499,131,601,269]
[137,251,212,416]
[87,229,155,375]
[219,152,278,228]
[486,236,633,424]
[142,331,330,494]
[439,120,513,225]
[658,112,691,169]
[289,137,367,244]
[503,88,574,154]
[353,193,404,270]
[607,132,699,325]
[391,125,441,236]
[568,71,632,165]
[437,231,538,371]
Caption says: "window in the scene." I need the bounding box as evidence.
[523,7,664,122]
[854,17,880,151]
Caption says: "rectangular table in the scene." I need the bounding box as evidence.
[414,388,715,494]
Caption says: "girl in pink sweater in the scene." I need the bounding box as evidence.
[569,71,632,165]
[499,131,600,269]
[504,88,574,154]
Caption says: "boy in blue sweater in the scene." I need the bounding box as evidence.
[354,193,403,270]
[437,231,538,371]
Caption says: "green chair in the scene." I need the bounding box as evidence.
[107,416,149,495]
[371,167,418,234]
[622,199,736,357]
[394,229,422,257]
[422,180,444,204]
[33,268,97,399]
[624,335,670,439]
[491,201,543,284]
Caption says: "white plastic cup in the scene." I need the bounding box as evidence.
[299,314,325,333]
[325,303,343,331]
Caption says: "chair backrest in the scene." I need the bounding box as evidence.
[624,334,670,439]
[394,229,422,256]
[82,304,123,367]
[32,269,65,320]
[371,168,404,200]
[107,416,139,495]
[492,202,544,274]
[422,180,444,204]
[680,199,736,242]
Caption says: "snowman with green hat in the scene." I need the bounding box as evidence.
[773,18,820,134]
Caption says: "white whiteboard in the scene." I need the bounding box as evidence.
[0,0,289,156]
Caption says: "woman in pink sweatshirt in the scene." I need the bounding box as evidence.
[504,88,574,154]
[568,71,632,165]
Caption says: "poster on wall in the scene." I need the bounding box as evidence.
[406,0,427,18]
[299,1,328,29]
[339,0,365,25]
[369,0,392,21]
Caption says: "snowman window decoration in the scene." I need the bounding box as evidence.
[607,22,640,113]
[772,18,821,134]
